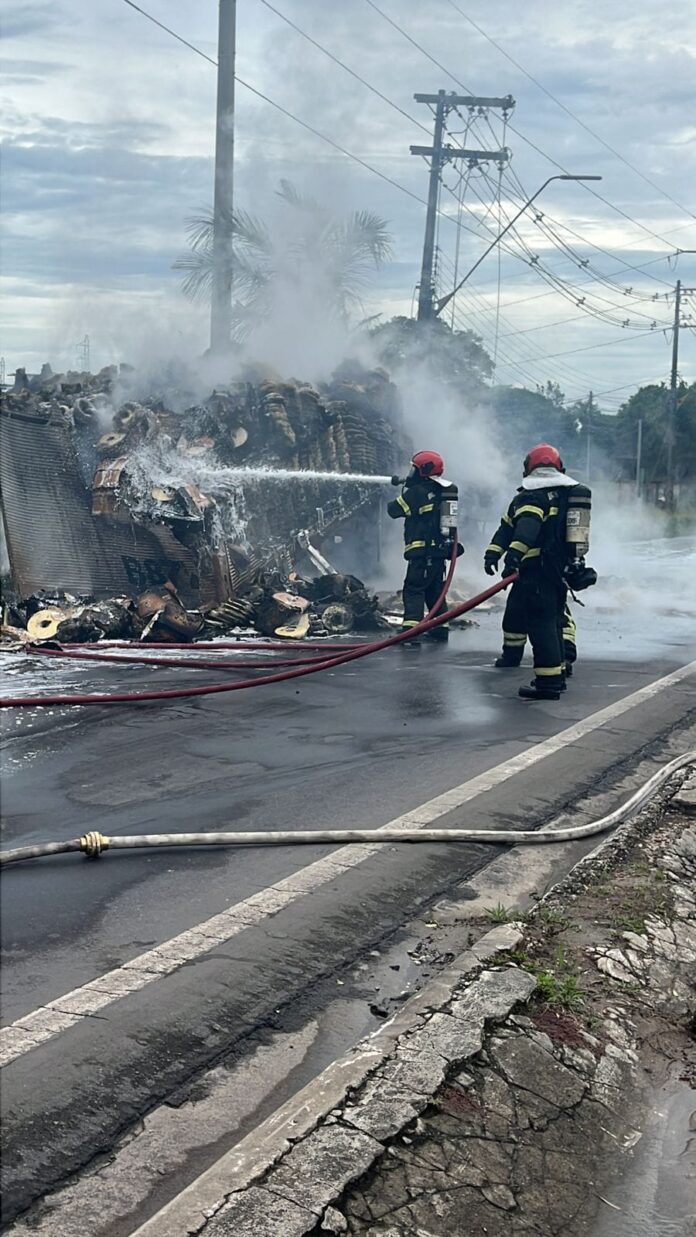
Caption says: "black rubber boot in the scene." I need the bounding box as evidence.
[494,656,522,668]
[425,627,449,643]
[518,682,561,701]
[400,628,421,647]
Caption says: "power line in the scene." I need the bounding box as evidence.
[118,0,440,214]
[363,0,467,94]
[593,377,666,398]
[121,0,217,65]
[440,249,672,394]
[451,165,669,329]
[526,330,662,363]
[117,0,520,259]
[438,249,631,390]
[496,299,666,339]
[255,0,433,138]
[470,178,667,328]
[464,254,676,310]
[472,169,669,327]
[444,0,696,225]
[363,0,683,253]
[497,152,671,290]
[463,97,672,293]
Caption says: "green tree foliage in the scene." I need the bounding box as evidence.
[368,316,493,392]
[489,385,572,457]
[567,393,618,477]
[614,381,696,483]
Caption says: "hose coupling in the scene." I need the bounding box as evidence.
[80,831,110,859]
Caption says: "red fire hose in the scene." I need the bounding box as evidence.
[63,640,365,652]
[22,647,351,673]
[1,565,517,708]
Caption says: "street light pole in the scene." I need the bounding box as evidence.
[434,174,602,318]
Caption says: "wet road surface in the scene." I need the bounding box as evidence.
[1,606,695,1229]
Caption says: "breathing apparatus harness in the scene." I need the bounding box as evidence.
[519,462,597,600]
[390,467,461,561]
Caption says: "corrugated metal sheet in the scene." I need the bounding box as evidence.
[0,407,211,603]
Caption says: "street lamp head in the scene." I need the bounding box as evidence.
[434,173,600,315]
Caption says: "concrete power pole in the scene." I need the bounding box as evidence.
[665,262,696,506]
[210,0,236,354]
[585,390,594,481]
[410,91,512,321]
[414,91,447,324]
[665,279,681,506]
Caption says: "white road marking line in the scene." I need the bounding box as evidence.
[1,660,694,1068]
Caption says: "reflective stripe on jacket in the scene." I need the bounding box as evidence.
[387,479,446,560]
[485,488,567,571]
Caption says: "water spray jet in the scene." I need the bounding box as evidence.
[190,466,393,488]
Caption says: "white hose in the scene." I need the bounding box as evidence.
[1,751,693,866]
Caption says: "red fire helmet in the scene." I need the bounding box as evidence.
[523,443,563,475]
[411,450,445,478]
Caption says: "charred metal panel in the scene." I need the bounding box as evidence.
[0,408,203,601]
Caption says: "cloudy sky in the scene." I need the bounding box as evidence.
[2,0,695,406]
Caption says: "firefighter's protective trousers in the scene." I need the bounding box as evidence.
[500,597,576,670]
[499,576,567,682]
[402,557,448,628]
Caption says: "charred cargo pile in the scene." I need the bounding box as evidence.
[1,361,406,641]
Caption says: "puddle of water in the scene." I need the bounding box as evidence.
[591,1076,696,1236]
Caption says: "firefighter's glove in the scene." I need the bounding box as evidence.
[566,562,598,591]
[503,553,522,578]
[449,541,465,560]
[484,553,499,577]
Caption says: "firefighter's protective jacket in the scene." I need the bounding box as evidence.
[388,478,448,560]
[486,475,577,575]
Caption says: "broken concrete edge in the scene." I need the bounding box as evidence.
[309,830,696,1236]
[134,761,696,1236]
[198,970,539,1237]
[131,923,532,1237]
[195,796,696,1237]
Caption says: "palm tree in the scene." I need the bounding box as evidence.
[174,181,392,343]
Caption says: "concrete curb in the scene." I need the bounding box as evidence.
[134,764,695,1237]
[133,926,534,1237]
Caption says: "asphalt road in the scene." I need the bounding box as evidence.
[1,601,695,1230]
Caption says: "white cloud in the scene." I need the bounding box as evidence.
[2,0,695,398]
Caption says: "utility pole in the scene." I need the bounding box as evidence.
[635,418,643,498]
[411,91,513,321]
[665,279,681,506]
[210,0,236,354]
[585,390,594,481]
[665,256,696,507]
[76,334,90,371]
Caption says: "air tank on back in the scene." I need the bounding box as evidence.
[566,482,591,560]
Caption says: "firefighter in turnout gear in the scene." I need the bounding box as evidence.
[388,451,461,643]
[484,443,593,701]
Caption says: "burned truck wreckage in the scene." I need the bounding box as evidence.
[0,361,409,642]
